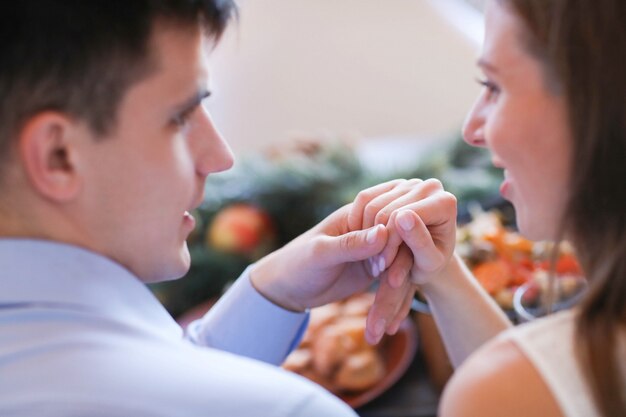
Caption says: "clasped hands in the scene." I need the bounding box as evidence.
[250,178,457,345]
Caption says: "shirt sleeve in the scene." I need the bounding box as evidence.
[184,266,309,365]
[291,389,359,417]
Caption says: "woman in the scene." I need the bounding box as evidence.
[357,0,625,416]
[439,0,626,415]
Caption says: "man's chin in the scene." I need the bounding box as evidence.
[167,245,192,281]
[139,247,191,284]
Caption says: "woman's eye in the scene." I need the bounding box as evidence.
[172,111,192,128]
[476,78,500,100]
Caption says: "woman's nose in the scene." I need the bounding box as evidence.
[462,98,487,147]
[192,107,234,176]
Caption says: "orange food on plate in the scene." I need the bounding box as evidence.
[282,292,386,395]
[457,209,584,310]
[472,259,511,295]
[334,349,386,391]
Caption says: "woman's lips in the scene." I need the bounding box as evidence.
[500,170,511,198]
[500,179,510,198]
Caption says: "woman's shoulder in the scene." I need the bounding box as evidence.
[439,330,564,417]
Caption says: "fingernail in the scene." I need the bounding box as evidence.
[366,225,379,244]
[372,260,380,277]
[398,211,415,231]
[374,319,386,341]
[377,256,386,273]
[367,257,375,276]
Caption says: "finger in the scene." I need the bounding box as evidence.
[365,275,412,344]
[365,179,447,273]
[348,179,405,231]
[317,224,387,267]
[383,243,414,289]
[377,226,410,285]
[387,284,418,335]
[370,178,444,228]
[393,189,457,237]
[361,179,424,229]
[394,210,446,283]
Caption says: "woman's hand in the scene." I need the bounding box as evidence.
[249,178,457,345]
[248,185,397,315]
[348,178,458,343]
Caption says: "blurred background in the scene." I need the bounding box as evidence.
[153,0,501,317]
[153,4,586,412]
[206,0,485,154]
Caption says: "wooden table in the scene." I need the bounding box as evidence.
[356,349,440,417]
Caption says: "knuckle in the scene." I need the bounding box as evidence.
[308,237,327,259]
[389,178,407,187]
[440,191,458,214]
[399,178,423,193]
[346,207,361,230]
[423,178,443,190]
[374,209,390,226]
[354,189,372,206]
[363,201,382,222]
[442,190,457,203]
[339,232,358,252]
[389,208,403,221]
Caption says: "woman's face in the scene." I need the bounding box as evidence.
[463,0,572,240]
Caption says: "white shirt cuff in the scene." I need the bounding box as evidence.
[185,265,309,365]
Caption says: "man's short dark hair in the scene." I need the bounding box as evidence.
[0,0,236,161]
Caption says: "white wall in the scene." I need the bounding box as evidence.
[206,0,484,154]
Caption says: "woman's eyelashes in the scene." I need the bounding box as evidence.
[476,78,501,101]
[172,107,196,129]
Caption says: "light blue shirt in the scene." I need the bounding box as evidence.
[0,239,356,417]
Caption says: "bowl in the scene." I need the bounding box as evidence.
[513,275,587,322]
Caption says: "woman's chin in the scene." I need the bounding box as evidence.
[515,212,559,242]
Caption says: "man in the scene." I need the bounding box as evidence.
[0,1,440,416]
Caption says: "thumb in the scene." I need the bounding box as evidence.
[323,224,387,264]
[394,210,445,273]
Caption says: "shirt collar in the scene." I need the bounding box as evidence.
[0,238,182,339]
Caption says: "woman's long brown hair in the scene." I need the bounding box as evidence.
[500,1,626,416]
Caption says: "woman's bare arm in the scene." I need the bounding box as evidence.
[440,337,563,417]
[419,253,512,367]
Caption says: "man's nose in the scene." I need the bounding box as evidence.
[192,107,234,176]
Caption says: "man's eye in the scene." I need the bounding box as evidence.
[476,78,500,100]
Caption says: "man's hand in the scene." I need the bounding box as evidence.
[250,178,457,345]
[348,179,457,343]
[249,203,391,313]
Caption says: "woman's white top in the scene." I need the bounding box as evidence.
[501,308,626,417]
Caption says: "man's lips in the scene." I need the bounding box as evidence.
[183,210,196,229]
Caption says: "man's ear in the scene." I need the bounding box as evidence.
[18,112,83,202]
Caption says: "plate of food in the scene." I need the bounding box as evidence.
[282,292,418,408]
[455,208,585,321]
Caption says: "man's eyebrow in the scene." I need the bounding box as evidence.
[173,89,212,113]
